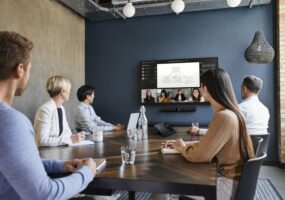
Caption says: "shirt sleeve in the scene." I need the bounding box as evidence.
[76,106,113,132]
[34,106,72,146]
[42,159,65,173]
[181,111,237,162]
[0,110,93,200]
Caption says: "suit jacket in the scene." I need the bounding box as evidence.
[174,94,186,101]
[34,98,72,146]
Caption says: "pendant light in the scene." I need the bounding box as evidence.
[244,31,275,64]
[227,0,241,7]
[123,1,135,18]
[244,0,275,64]
[171,0,185,14]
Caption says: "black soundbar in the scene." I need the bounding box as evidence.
[160,106,196,112]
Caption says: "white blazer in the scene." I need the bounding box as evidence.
[34,98,72,146]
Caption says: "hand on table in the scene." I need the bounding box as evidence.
[113,124,125,130]
[71,131,86,143]
[164,138,186,152]
[82,158,97,177]
[63,159,83,172]
[187,126,200,135]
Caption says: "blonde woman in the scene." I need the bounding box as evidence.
[34,76,85,146]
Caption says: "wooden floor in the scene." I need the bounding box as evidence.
[259,165,285,198]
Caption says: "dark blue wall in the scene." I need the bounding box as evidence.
[86,5,277,161]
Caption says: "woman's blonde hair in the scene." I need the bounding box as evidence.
[46,75,71,97]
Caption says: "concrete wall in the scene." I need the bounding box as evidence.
[0,0,85,128]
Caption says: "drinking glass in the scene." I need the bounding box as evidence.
[191,122,199,134]
[121,145,136,165]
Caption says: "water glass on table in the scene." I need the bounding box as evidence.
[190,122,199,135]
[121,145,136,165]
[93,130,103,142]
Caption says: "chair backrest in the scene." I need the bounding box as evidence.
[251,133,270,157]
[251,136,263,157]
[235,152,267,200]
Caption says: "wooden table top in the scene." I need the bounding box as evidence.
[40,127,216,197]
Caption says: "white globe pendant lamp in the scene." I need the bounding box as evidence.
[171,0,185,14]
[227,0,241,7]
[123,2,136,18]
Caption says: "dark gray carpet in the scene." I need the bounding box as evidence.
[71,178,283,200]
[254,178,283,200]
[116,178,283,200]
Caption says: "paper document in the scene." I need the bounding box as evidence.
[161,148,180,154]
[94,158,106,172]
[69,140,94,147]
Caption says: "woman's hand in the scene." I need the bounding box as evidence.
[71,131,85,143]
[165,138,186,152]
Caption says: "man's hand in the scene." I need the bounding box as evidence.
[63,159,83,172]
[71,131,86,143]
[187,126,200,135]
[113,124,125,130]
[82,158,97,177]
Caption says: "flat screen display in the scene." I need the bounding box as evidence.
[157,62,200,88]
[140,57,218,105]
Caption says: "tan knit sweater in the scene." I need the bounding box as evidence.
[181,109,245,181]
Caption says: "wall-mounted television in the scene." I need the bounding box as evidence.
[140,57,218,105]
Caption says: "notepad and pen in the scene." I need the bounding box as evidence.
[161,148,180,154]
[94,158,107,172]
[69,140,94,147]
[160,141,180,154]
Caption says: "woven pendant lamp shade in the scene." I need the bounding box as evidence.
[244,31,275,64]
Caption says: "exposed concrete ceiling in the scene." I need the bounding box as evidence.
[59,0,271,22]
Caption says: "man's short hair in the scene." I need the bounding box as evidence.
[77,85,96,102]
[46,76,71,97]
[242,75,263,94]
[0,31,33,80]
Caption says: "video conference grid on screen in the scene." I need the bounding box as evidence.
[140,57,218,104]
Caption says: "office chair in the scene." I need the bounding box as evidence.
[179,152,267,200]
[251,136,263,157]
[234,152,267,200]
[250,133,270,157]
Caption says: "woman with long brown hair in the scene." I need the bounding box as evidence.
[167,68,254,199]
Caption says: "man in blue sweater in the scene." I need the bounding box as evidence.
[0,31,96,199]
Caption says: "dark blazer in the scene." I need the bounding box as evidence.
[174,94,186,101]
[144,96,155,103]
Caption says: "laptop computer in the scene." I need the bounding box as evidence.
[127,113,139,131]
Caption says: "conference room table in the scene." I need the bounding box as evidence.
[39,127,217,200]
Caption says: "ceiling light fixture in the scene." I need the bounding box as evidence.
[123,1,136,18]
[226,0,241,7]
[171,0,185,14]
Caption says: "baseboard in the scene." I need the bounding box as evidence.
[278,162,285,168]
[262,161,279,166]
[262,161,285,168]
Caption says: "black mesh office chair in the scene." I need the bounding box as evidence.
[234,152,267,200]
[179,152,267,200]
[250,133,270,156]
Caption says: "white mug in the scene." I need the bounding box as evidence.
[93,130,103,142]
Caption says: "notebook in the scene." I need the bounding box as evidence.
[127,113,140,131]
[161,148,180,154]
[94,158,107,172]
[69,140,94,147]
